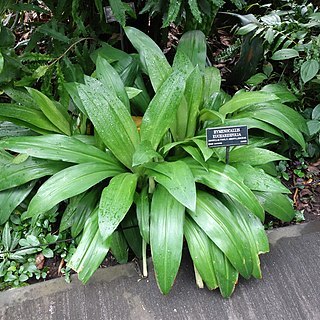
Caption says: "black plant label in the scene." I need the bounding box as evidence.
[206,125,248,148]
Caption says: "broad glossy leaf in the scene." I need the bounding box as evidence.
[96,56,130,110]
[182,145,208,170]
[242,101,308,134]
[187,190,253,278]
[98,173,138,240]
[0,103,62,133]
[121,210,143,259]
[132,140,162,167]
[199,109,224,123]
[0,158,69,191]
[261,84,298,103]
[0,134,121,165]
[229,146,287,165]
[0,181,35,224]
[110,231,129,264]
[140,71,185,150]
[192,138,214,161]
[234,163,290,193]
[68,211,111,283]
[144,160,196,211]
[131,73,151,113]
[27,88,71,135]
[185,67,203,137]
[301,60,319,84]
[125,87,142,99]
[219,92,278,116]
[150,185,185,295]
[184,216,218,290]
[135,186,150,243]
[64,82,88,117]
[0,121,34,138]
[60,189,100,237]
[221,195,269,279]
[170,96,189,142]
[203,67,221,103]
[176,30,206,71]
[172,50,194,77]
[210,240,239,297]
[124,26,171,92]
[74,80,139,169]
[246,137,279,148]
[224,118,282,137]
[185,158,264,221]
[253,191,295,222]
[24,162,122,222]
[271,48,299,60]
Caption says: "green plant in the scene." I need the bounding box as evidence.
[141,0,245,35]
[0,27,306,297]
[0,207,74,290]
[234,1,320,85]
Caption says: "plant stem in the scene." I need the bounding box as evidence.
[142,239,148,277]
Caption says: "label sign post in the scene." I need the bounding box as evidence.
[206,125,248,164]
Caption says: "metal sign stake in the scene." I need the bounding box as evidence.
[225,146,230,165]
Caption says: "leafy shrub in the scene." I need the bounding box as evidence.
[0,27,306,296]
[141,0,246,35]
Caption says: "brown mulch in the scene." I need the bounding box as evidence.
[293,159,320,222]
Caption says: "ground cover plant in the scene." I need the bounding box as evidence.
[0,25,307,296]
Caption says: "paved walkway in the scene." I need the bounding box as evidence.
[1,221,320,320]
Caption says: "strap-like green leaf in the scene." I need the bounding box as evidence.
[261,84,298,103]
[0,158,70,191]
[121,210,143,259]
[187,190,253,278]
[0,181,35,224]
[184,216,218,290]
[98,173,138,240]
[185,67,203,137]
[140,71,185,149]
[60,189,100,237]
[203,67,221,103]
[253,191,295,222]
[144,160,196,211]
[182,145,208,170]
[132,140,163,167]
[219,91,278,117]
[124,26,171,92]
[0,103,62,133]
[135,186,150,243]
[24,162,123,222]
[185,158,264,221]
[234,163,290,193]
[176,30,206,71]
[150,185,185,295]
[221,195,269,279]
[27,88,71,135]
[96,55,130,110]
[229,146,288,165]
[0,134,122,165]
[210,241,239,298]
[68,211,111,283]
[223,118,283,137]
[110,230,129,264]
[74,80,139,169]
